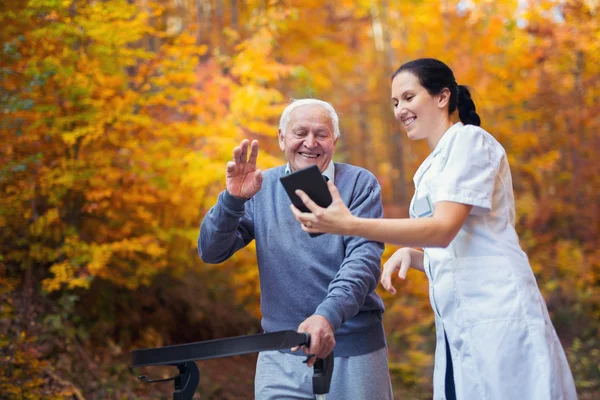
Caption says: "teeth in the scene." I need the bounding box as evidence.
[404,117,416,127]
[300,153,319,158]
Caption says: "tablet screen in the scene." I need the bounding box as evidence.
[279,165,332,213]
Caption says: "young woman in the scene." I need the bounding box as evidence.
[291,58,577,400]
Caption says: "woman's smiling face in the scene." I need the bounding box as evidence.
[392,71,448,143]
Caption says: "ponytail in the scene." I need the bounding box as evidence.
[457,85,481,126]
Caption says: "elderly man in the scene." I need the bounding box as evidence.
[198,99,393,399]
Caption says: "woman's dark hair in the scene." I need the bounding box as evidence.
[392,58,481,126]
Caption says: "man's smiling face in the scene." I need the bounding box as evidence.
[278,104,338,173]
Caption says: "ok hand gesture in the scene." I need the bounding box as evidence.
[226,139,263,199]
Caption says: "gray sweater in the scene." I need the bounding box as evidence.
[198,163,386,356]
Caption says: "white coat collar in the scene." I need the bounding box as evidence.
[413,122,463,187]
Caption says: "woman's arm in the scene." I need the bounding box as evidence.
[292,182,472,247]
[346,201,472,247]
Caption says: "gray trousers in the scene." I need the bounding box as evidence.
[254,346,394,400]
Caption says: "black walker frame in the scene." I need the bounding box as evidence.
[131,330,334,399]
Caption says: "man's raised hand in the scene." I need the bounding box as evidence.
[226,139,263,199]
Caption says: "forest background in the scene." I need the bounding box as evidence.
[1,0,599,399]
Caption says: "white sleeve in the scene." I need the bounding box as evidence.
[435,127,497,216]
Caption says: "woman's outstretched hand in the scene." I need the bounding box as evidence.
[291,180,356,235]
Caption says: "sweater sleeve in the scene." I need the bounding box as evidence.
[198,190,255,264]
[314,174,384,331]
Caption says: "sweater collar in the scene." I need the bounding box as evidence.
[284,161,335,182]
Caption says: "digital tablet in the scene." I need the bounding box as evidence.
[280,165,332,213]
[279,165,332,237]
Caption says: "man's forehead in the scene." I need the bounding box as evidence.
[288,105,332,127]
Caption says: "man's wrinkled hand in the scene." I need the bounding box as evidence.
[292,315,335,368]
[226,139,263,199]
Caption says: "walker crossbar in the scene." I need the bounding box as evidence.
[131,330,334,400]
[131,330,309,367]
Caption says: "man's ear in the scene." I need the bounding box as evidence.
[438,87,451,109]
[278,129,285,151]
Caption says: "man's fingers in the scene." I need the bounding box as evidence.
[296,316,334,368]
[316,343,333,360]
[226,161,236,174]
[247,140,259,165]
[315,334,335,362]
[232,146,242,164]
[239,139,249,163]
[308,333,320,357]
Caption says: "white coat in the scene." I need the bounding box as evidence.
[409,122,578,400]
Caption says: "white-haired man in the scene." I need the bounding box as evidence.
[199,99,393,399]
